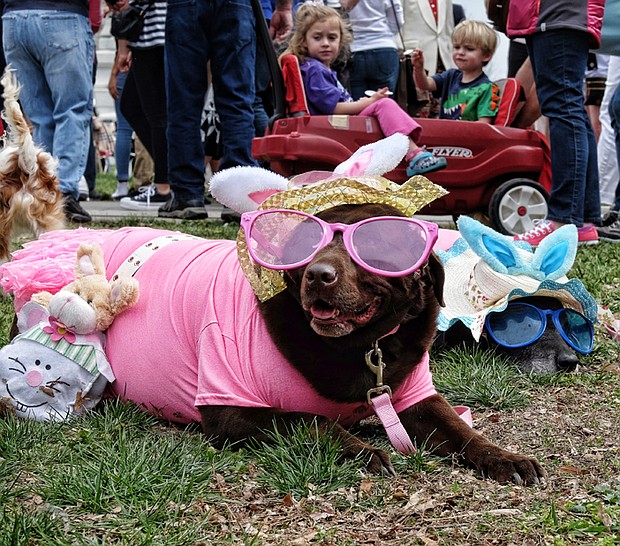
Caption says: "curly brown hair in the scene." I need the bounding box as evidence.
[281,2,352,65]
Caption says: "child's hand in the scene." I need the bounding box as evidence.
[369,88,391,101]
[412,49,425,70]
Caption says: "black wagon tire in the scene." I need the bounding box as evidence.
[488,178,549,235]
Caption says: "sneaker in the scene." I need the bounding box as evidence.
[406,150,447,177]
[514,219,555,247]
[576,225,599,246]
[597,218,620,242]
[515,219,599,247]
[601,209,619,227]
[158,195,209,219]
[119,184,172,211]
[63,193,92,224]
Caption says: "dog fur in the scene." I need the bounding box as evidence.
[434,295,580,374]
[0,68,65,261]
[199,204,544,484]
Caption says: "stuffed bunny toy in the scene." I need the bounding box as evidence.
[0,243,139,421]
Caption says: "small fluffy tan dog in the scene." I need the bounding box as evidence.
[0,67,65,260]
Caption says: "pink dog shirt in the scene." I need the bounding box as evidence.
[99,228,437,425]
[1,227,439,425]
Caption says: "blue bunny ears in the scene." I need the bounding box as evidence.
[458,216,578,282]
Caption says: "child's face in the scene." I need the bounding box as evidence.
[303,17,342,67]
[452,42,491,74]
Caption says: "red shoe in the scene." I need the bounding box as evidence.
[514,220,599,247]
[576,225,599,246]
[514,220,555,247]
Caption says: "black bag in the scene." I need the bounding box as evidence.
[110,2,153,42]
[486,0,510,35]
[389,0,431,116]
[396,52,431,117]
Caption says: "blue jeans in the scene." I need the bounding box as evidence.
[2,10,94,197]
[254,24,272,138]
[527,30,600,226]
[115,70,133,183]
[349,48,400,101]
[166,0,257,202]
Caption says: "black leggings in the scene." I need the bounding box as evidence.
[120,46,168,184]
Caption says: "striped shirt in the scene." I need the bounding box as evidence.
[129,0,166,49]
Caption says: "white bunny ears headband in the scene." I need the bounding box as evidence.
[209,134,448,301]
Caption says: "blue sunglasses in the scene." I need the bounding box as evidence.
[485,302,594,354]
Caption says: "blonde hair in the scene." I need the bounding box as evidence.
[281,2,352,65]
[452,20,498,59]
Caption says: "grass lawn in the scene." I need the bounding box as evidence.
[1,175,620,545]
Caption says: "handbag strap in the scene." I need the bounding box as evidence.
[389,0,406,51]
[133,0,155,14]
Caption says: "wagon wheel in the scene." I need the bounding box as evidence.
[488,178,549,235]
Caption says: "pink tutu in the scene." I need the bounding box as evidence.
[0,228,113,312]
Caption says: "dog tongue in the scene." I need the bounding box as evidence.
[310,303,336,320]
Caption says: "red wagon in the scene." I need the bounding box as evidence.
[252,52,551,236]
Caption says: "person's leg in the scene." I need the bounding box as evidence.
[610,84,620,212]
[42,12,94,199]
[348,50,369,101]
[360,98,421,140]
[596,82,620,240]
[597,56,620,208]
[527,30,598,227]
[112,70,134,199]
[119,47,173,211]
[83,119,97,197]
[583,112,602,225]
[365,48,400,96]
[253,25,272,137]
[120,67,152,154]
[165,0,210,202]
[129,47,168,189]
[2,11,59,168]
[132,136,154,188]
[210,0,258,170]
[359,99,446,175]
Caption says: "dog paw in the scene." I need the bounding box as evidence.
[364,448,396,476]
[475,450,545,485]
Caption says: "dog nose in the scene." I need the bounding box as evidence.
[305,263,338,286]
[557,349,579,371]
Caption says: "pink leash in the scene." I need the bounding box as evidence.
[366,337,472,454]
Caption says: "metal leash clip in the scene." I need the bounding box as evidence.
[365,340,393,403]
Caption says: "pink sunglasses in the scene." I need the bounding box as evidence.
[241,209,438,276]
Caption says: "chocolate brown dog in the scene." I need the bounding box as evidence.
[200,203,544,484]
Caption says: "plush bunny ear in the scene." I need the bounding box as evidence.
[75,243,106,278]
[530,224,577,280]
[209,166,289,213]
[333,133,409,176]
[457,216,527,274]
